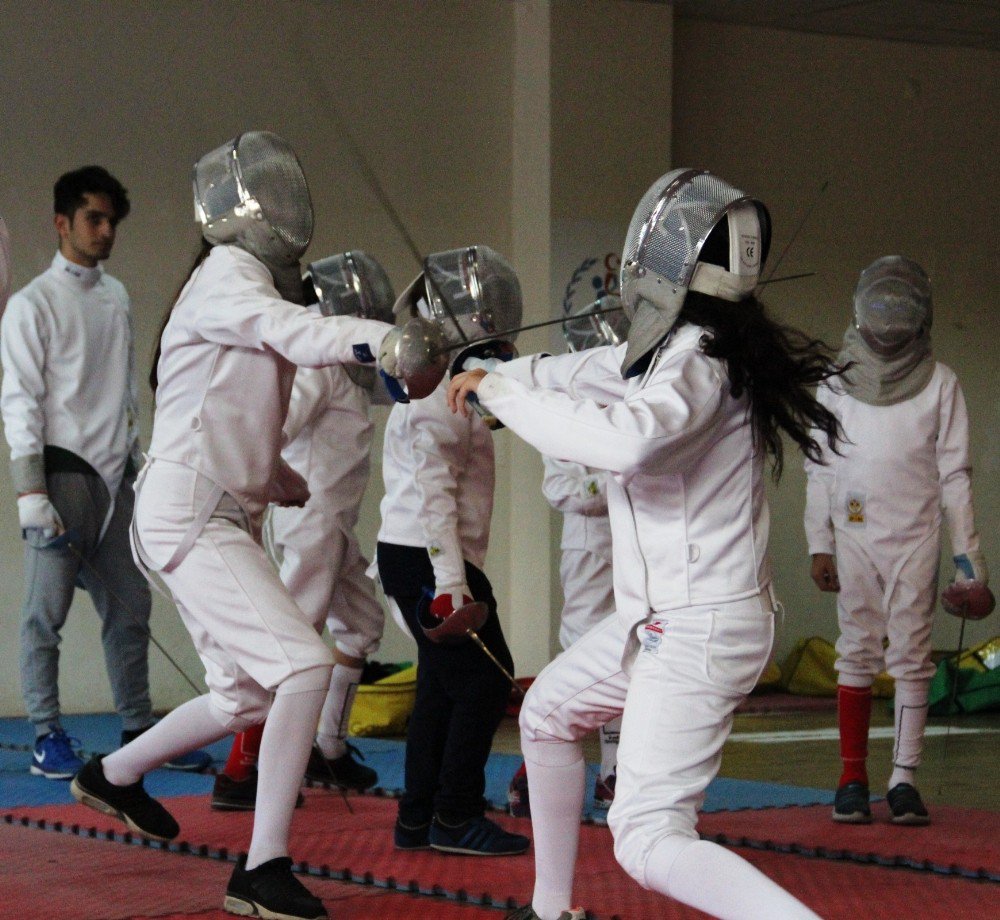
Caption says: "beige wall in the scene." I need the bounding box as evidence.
[672,19,999,659]
[0,2,992,718]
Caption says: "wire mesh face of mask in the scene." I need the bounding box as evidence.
[620,168,767,321]
[853,256,931,356]
[562,294,630,352]
[193,131,313,267]
[305,251,395,322]
[422,245,523,347]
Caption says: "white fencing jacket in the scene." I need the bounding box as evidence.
[378,380,494,591]
[542,456,612,562]
[0,251,139,497]
[478,323,771,629]
[148,244,390,528]
[804,363,979,562]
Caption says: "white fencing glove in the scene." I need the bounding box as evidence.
[428,584,474,620]
[17,493,64,539]
[953,550,988,585]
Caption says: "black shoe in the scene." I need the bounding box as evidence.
[70,755,179,841]
[212,772,258,812]
[429,815,530,856]
[211,770,305,812]
[832,780,872,824]
[224,855,327,920]
[304,743,377,791]
[887,782,930,826]
[394,819,431,850]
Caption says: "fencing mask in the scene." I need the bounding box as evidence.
[619,168,770,378]
[838,256,934,406]
[304,251,395,395]
[562,294,629,353]
[193,131,313,285]
[396,245,523,348]
[853,256,931,357]
[0,214,10,317]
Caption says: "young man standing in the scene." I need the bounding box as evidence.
[1,167,207,778]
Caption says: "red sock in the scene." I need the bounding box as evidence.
[222,722,265,781]
[837,685,872,787]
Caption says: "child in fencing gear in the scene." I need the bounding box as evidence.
[804,255,988,826]
[376,245,529,857]
[69,132,411,920]
[508,297,627,818]
[211,252,394,810]
[449,168,839,919]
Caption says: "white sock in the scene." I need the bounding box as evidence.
[247,666,330,870]
[315,663,363,760]
[645,836,821,919]
[102,695,231,786]
[889,678,929,790]
[522,734,586,920]
[598,717,621,780]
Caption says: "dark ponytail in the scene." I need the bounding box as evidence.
[149,239,212,393]
[676,291,845,479]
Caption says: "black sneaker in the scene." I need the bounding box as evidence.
[429,815,530,856]
[210,770,304,812]
[224,855,327,920]
[832,780,872,824]
[303,743,377,790]
[887,782,930,826]
[70,755,179,841]
[394,818,431,850]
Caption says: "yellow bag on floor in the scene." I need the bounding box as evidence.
[348,664,417,737]
[779,637,894,698]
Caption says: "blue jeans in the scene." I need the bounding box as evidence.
[19,469,153,733]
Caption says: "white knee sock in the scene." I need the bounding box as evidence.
[522,734,586,920]
[889,678,930,789]
[247,666,330,870]
[598,717,621,781]
[315,663,363,760]
[102,694,231,786]
[645,836,821,919]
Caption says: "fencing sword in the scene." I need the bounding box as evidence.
[757,180,829,289]
[417,589,524,697]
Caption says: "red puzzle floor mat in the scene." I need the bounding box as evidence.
[697,802,998,879]
[5,790,998,919]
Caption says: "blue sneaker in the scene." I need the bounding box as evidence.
[429,815,530,856]
[121,726,212,772]
[31,726,84,779]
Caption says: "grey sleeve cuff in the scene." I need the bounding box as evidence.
[10,454,46,494]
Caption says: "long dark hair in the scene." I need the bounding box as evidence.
[676,290,844,479]
[149,239,212,392]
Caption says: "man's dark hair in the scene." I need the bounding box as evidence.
[53,166,131,223]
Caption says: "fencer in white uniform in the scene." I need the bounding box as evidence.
[211,253,393,809]
[450,170,842,920]
[69,133,426,920]
[804,256,987,826]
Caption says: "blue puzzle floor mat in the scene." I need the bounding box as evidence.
[0,713,835,813]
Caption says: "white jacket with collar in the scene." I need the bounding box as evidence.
[803,363,979,561]
[377,380,494,590]
[148,244,390,526]
[477,323,771,628]
[0,251,139,496]
[542,455,612,562]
